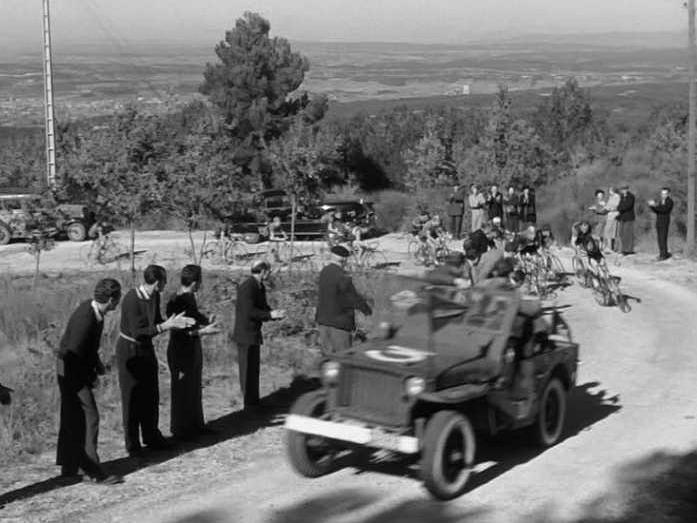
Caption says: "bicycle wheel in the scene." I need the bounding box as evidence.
[571,256,588,287]
[590,275,610,306]
[227,241,250,264]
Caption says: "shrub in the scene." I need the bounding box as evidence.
[372,190,414,232]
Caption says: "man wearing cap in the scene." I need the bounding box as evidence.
[616,185,636,255]
[232,260,285,410]
[316,246,373,355]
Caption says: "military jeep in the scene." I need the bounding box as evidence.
[0,190,94,244]
[285,283,579,500]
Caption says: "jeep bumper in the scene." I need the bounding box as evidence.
[285,414,419,454]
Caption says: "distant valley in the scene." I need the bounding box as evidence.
[0,33,690,127]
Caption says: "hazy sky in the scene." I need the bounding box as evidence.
[0,0,687,51]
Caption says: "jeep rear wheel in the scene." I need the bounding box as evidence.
[286,391,336,478]
[421,410,476,500]
[534,377,567,447]
[0,223,10,245]
[66,222,87,242]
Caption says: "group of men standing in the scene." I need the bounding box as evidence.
[53,247,372,486]
[446,183,537,239]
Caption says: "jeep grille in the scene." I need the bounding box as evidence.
[336,367,405,426]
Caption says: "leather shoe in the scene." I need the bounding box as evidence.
[95,474,124,485]
[146,439,174,451]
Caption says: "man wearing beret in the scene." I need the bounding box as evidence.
[232,260,285,410]
[316,246,372,355]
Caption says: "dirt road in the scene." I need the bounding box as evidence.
[2,234,697,522]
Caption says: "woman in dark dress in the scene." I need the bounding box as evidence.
[166,265,218,440]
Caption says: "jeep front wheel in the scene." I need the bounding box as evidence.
[66,222,87,242]
[286,391,336,478]
[0,223,10,245]
[421,410,476,500]
[534,377,567,447]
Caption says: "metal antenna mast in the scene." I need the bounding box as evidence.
[41,0,57,189]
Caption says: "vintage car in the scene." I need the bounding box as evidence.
[285,282,579,500]
[0,190,95,245]
[226,189,377,242]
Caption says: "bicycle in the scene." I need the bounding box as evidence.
[202,233,252,265]
[81,233,131,265]
[347,241,390,272]
[587,259,631,313]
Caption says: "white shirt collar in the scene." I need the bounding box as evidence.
[91,300,103,322]
[137,285,152,300]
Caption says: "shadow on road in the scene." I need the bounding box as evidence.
[527,448,697,522]
[0,375,321,508]
[170,490,489,523]
[342,380,621,495]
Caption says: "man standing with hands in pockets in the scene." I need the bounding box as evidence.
[232,260,285,411]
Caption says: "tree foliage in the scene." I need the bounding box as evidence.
[200,12,327,185]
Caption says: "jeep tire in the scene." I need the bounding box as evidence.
[286,391,336,478]
[534,377,567,447]
[421,410,476,500]
[0,223,10,245]
[66,222,87,242]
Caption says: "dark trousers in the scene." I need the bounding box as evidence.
[449,215,463,238]
[619,220,635,254]
[116,339,163,452]
[56,376,104,478]
[657,223,670,258]
[318,325,352,356]
[167,341,204,437]
[237,343,260,407]
[506,215,520,233]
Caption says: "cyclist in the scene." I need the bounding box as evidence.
[410,209,431,237]
[573,221,605,275]
[268,216,287,241]
[327,210,354,247]
[421,214,447,263]
[535,224,556,250]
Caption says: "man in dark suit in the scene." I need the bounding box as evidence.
[519,186,537,226]
[446,185,466,239]
[0,382,12,405]
[617,185,636,255]
[232,260,285,410]
[649,187,674,261]
[316,246,372,355]
[56,278,123,484]
[116,265,193,456]
[486,185,504,222]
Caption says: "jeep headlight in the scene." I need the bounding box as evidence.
[321,361,341,386]
[404,376,426,397]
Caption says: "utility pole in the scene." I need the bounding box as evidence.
[41,0,57,189]
[688,0,696,256]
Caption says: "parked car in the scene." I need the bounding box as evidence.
[284,282,579,500]
[227,189,377,242]
[0,189,95,245]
